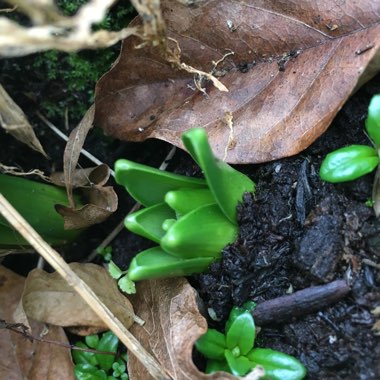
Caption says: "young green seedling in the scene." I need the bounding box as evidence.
[0,173,82,247]
[195,302,306,379]
[114,128,255,287]
[320,94,380,213]
[72,331,128,380]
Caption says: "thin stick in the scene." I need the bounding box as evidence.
[1,319,117,356]
[0,194,171,380]
[252,279,350,326]
[37,112,115,177]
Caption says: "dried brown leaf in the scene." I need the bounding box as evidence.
[51,164,111,188]
[64,105,95,208]
[0,83,47,157]
[95,0,380,164]
[22,263,134,335]
[56,184,118,229]
[0,266,74,380]
[53,105,117,229]
[128,277,246,379]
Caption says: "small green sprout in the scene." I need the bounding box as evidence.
[0,173,82,247]
[195,302,306,379]
[97,246,113,262]
[114,128,255,284]
[72,331,128,380]
[320,94,380,183]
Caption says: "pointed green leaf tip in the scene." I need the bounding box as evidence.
[114,159,206,207]
[181,128,255,223]
[125,202,175,243]
[247,348,306,380]
[127,246,214,281]
[366,94,380,148]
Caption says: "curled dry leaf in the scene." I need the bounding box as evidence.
[128,277,262,380]
[53,166,118,229]
[0,266,74,380]
[51,105,117,229]
[22,263,134,335]
[62,106,95,208]
[0,83,47,157]
[95,0,380,164]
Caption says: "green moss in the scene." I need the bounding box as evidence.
[0,0,136,123]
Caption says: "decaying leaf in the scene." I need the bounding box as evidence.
[52,165,118,229]
[0,266,74,380]
[22,263,134,335]
[127,277,263,379]
[0,83,47,157]
[62,106,95,208]
[95,0,380,164]
[49,106,117,229]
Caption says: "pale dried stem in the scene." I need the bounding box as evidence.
[0,163,51,182]
[0,194,171,380]
[0,0,138,57]
[36,112,114,177]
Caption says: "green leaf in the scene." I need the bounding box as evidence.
[225,302,256,332]
[127,246,215,281]
[160,204,237,259]
[96,331,119,371]
[195,329,226,360]
[181,128,255,223]
[225,306,246,332]
[165,188,215,216]
[226,310,255,355]
[72,342,98,366]
[205,359,230,374]
[224,349,255,376]
[125,203,176,243]
[162,218,176,231]
[74,364,107,380]
[366,94,380,147]
[114,159,207,207]
[85,335,100,349]
[246,348,306,380]
[0,173,82,246]
[118,275,136,294]
[108,261,124,279]
[320,145,379,183]
[112,359,126,376]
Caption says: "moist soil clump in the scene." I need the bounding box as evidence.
[1,69,380,379]
[191,76,380,379]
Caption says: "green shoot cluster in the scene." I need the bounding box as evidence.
[114,128,255,284]
[72,331,128,380]
[195,302,306,379]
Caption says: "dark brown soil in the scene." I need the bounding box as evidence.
[1,68,380,379]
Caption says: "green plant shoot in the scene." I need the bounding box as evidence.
[72,331,128,380]
[195,303,307,379]
[0,174,82,247]
[320,94,380,214]
[114,128,255,286]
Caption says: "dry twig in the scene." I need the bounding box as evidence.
[0,194,171,380]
